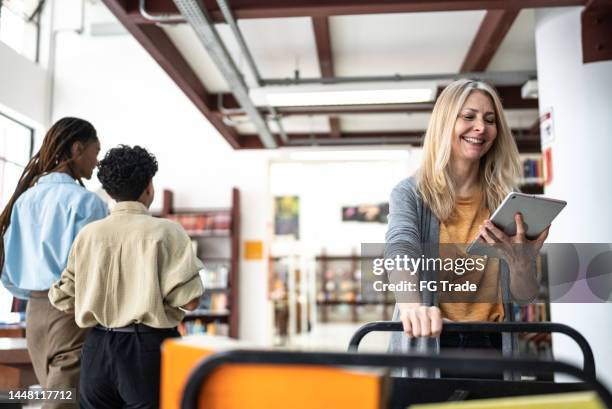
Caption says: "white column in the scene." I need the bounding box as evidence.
[535,7,612,388]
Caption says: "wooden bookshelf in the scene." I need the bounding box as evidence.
[316,253,394,323]
[160,188,240,338]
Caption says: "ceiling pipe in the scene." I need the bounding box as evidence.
[215,0,288,144]
[139,0,183,23]
[172,0,277,148]
[285,136,423,146]
[262,70,538,87]
[215,0,262,86]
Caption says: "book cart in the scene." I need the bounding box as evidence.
[170,321,611,409]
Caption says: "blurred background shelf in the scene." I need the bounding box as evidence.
[160,188,240,338]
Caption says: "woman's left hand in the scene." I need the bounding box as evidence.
[477,213,549,270]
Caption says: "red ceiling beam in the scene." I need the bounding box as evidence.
[127,0,586,24]
[312,16,341,138]
[212,85,537,116]
[238,130,540,151]
[102,0,241,149]
[460,9,520,72]
[495,86,538,109]
[276,103,433,116]
[581,0,612,63]
[312,16,334,78]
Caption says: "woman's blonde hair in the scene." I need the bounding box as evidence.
[417,79,521,222]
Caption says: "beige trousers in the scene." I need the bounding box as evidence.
[26,290,89,409]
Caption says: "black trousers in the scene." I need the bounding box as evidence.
[79,325,180,409]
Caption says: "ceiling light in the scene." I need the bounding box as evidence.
[250,82,437,107]
[287,149,411,162]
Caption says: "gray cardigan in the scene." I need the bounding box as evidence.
[385,176,440,359]
[385,176,514,371]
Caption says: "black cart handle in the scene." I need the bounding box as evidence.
[180,349,612,409]
[347,321,595,378]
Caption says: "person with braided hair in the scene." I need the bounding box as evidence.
[0,117,108,407]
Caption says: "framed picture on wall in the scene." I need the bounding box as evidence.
[342,203,389,223]
[274,195,299,239]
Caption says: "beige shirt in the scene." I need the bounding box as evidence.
[49,201,204,328]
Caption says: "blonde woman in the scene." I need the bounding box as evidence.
[386,79,548,353]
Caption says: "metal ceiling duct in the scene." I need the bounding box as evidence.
[286,136,423,146]
[262,71,538,87]
[172,0,277,148]
[215,0,289,144]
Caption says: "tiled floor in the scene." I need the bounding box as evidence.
[288,322,391,352]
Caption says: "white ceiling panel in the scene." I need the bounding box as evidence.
[272,115,330,133]
[236,17,321,79]
[340,113,431,132]
[234,115,330,134]
[162,24,231,93]
[330,11,486,77]
[488,9,537,71]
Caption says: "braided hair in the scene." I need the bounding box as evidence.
[0,117,98,274]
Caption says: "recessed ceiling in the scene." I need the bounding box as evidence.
[99,0,558,150]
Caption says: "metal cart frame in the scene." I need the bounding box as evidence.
[180,348,612,409]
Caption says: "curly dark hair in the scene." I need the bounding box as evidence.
[97,145,158,201]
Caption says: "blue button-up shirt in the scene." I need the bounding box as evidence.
[1,172,108,299]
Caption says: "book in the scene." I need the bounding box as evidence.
[409,391,604,409]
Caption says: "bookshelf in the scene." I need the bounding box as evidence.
[519,154,545,195]
[159,188,240,338]
[316,253,394,323]
[512,253,553,380]
[268,255,314,346]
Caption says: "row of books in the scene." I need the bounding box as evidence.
[178,319,229,336]
[199,292,228,311]
[164,212,231,233]
[522,158,544,180]
[512,303,549,322]
[199,266,229,288]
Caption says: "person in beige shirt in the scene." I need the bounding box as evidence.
[49,145,203,409]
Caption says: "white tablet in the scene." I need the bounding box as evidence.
[466,192,566,256]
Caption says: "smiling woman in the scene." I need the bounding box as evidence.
[386,79,549,359]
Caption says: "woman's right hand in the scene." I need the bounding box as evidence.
[398,303,443,337]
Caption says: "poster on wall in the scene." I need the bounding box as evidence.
[342,203,389,223]
[274,196,299,239]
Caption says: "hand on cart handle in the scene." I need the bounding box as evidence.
[398,303,442,337]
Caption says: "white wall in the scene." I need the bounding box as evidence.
[535,6,612,388]
[49,2,425,345]
[0,42,47,128]
[51,2,276,344]
[269,153,420,256]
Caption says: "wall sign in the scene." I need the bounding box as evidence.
[540,108,555,149]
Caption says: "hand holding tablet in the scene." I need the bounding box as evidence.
[467,192,566,257]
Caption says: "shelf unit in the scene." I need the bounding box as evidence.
[159,188,240,338]
[511,253,553,380]
[268,255,314,346]
[316,253,394,323]
[519,154,545,194]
